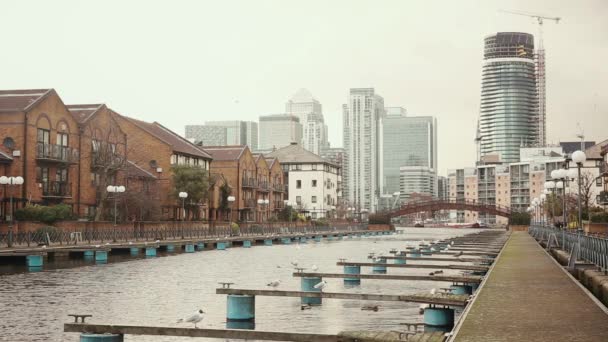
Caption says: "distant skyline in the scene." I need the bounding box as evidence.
[1,0,606,175]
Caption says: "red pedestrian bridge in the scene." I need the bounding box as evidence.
[388,199,512,218]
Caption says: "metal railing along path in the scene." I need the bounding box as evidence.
[0,224,366,248]
[529,224,608,271]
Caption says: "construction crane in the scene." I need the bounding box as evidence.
[499,9,561,148]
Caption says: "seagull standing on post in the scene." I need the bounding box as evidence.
[314,280,328,292]
[177,309,205,328]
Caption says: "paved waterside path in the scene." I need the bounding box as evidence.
[453,231,608,342]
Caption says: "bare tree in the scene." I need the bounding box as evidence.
[571,170,597,215]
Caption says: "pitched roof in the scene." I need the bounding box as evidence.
[0,89,52,112]
[265,157,277,168]
[121,116,212,160]
[584,139,608,159]
[66,104,104,124]
[0,150,13,163]
[265,142,336,166]
[127,160,157,179]
[204,145,247,161]
[560,141,596,154]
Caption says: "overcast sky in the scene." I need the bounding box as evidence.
[1,0,606,175]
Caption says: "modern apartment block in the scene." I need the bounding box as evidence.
[380,108,437,199]
[267,142,340,219]
[479,32,539,163]
[285,89,328,155]
[343,88,385,212]
[258,114,302,151]
[185,121,258,151]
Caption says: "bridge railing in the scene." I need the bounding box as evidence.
[529,224,608,271]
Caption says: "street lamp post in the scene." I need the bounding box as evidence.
[227,195,236,225]
[106,185,126,228]
[0,176,24,248]
[178,192,188,221]
[540,194,547,225]
[544,180,556,225]
[572,150,587,232]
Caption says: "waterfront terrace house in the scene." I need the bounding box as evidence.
[204,145,261,222]
[266,142,340,219]
[253,154,271,222]
[113,115,212,220]
[0,89,81,220]
[266,156,285,214]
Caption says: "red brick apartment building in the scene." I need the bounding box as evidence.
[0,89,212,222]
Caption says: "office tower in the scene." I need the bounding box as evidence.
[258,114,302,151]
[343,88,385,212]
[399,166,437,201]
[285,89,328,154]
[381,109,437,199]
[185,121,258,150]
[437,176,449,201]
[479,32,538,163]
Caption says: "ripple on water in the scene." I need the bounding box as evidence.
[0,228,483,341]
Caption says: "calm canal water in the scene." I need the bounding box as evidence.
[0,227,484,341]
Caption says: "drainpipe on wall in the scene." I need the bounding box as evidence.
[21,112,28,201]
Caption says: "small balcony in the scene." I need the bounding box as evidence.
[272,183,284,192]
[258,182,270,192]
[243,199,256,208]
[242,177,257,188]
[274,201,284,210]
[36,143,79,164]
[42,181,72,198]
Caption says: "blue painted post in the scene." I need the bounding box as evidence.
[130,247,139,256]
[264,239,273,246]
[451,284,473,295]
[372,257,387,274]
[424,307,454,332]
[80,333,124,341]
[409,249,421,258]
[282,237,291,245]
[84,250,95,257]
[468,282,479,292]
[301,277,322,305]
[196,242,205,251]
[299,237,307,244]
[166,244,175,253]
[243,240,252,248]
[95,251,108,263]
[328,235,335,241]
[315,236,322,242]
[344,265,361,285]
[185,244,195,253]
[217,242,227,250]
[26,255,43,267]
[421,248,432,255]
[394,256,407,265]
[347,234,353,239]
[145,247,157,257]
[227,294,255,322]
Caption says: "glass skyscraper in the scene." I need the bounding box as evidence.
[479,32,538,163]
[381,110,437,200]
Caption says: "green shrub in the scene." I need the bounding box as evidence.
[313,218,330,227]
[14,204,73,224]
[590,212,608,223]
[369,213,391,224]
[509,212,531,225]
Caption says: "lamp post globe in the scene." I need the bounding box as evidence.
[572,150,587,164]
[567,168,578,180]
[556,181,563,189]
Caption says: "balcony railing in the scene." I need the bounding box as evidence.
[274,201,284,210]
[36,143,79,163]
[243,199,256,208]
[272,183,285,192]
[258,182,270,192]
[242,177,257,188]
[42,181,72,198]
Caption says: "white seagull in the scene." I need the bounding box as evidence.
[177,309,205,328]
[314,280,328,291]
[290,260,299,268]
[267,279,281,288]
[430,288,437,295]
[311,265,319,272]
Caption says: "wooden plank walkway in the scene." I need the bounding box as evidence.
[216,288,469,306]
[381,256,492,263]
[293,272,483,283]
[453,232,608,342]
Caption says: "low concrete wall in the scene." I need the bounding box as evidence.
[368,224,393,231]
[584,223,608,235]
[510,225,529,232]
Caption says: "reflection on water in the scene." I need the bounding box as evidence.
[0,228,483,341]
